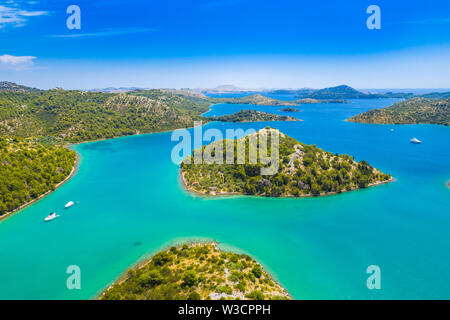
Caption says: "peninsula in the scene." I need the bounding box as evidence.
[101,242,290,300]
[181,128,392,197]
[0,137,77,216]
[348,98,450,126]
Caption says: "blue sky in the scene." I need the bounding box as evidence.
[1,0,450,89]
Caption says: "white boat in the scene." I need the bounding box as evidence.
[44,213,59,222]
[390,129,394,132]
[64,201,74,208]
[410,137,421,144]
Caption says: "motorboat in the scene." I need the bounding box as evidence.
[64,201,74,208]
[44,213,59,222]
[410,137,421,144]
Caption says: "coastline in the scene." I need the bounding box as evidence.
[180,168,395,199]
[96,240,292,300]
[96,239,219,299]
[0,151,80,222]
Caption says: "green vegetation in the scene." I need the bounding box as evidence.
[101,243,290,300]
[181,128,392,197]
[208,110,300,122]
[0,137,76,216]
[348,98,450,126]
[417,92,450,99]
[279,107,301,112]
[0,89,214,143]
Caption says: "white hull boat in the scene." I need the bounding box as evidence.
[44,213,59,222]
[64,201,74,208]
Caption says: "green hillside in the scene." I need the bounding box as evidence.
[0,137,76,216]
[181,128,391,197]
[0,89,212,143]
[348,97,450,126]
[101,242,290,300]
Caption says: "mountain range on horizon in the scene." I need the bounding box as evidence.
[2,81,449,100]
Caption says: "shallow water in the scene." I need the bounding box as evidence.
[0,98,449,299]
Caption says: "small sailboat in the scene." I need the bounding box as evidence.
[410,137,421,144]
[44,212,59,222]
[64,201,74,208]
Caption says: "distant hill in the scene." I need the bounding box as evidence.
[0,81,40,93]
[295,85,412,99]
[215,94,299,106]
[201,85,255,94]
[348,97,450,126]
[265,88,315,95]
[294,98,349,104]
[417,91,450,99]
[88,87,144,93]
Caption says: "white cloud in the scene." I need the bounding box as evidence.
[0,54,36,70]
[0,4,47,28]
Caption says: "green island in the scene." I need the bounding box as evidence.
[100,242,290,300]
[279,107,301,112]
[0,137,76,216]
[181,128,392,197]
[215,94,347,106]
[348,97,450,126]
[208,110,300,122]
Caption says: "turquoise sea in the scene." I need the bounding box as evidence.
[0,98,449,299]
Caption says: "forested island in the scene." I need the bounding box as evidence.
[181,128,392,197]
[208,110,300,122]
[348,98,450,126]
[101,242,290,300]
[279,107,301,112]
[0,137,76,216]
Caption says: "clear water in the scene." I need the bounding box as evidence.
[0,98,449,299]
